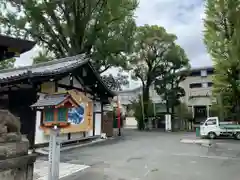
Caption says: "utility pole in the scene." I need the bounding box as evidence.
[141,91,145,130]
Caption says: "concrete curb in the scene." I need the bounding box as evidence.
[34,138,108,156]
[180,139,211,146]
[33,136,125,156]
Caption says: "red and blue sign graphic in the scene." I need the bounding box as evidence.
[68,104,85,124]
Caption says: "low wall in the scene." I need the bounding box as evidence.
[125,117,137,129]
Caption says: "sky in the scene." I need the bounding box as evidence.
[14,0,212,88]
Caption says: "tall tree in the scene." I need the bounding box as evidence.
[204,0,240,120]
[155,45,190,113]
[1,0,138,89]
[130,25,186,128]
[0,58,16,70]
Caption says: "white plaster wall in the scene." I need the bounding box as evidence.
[73,77,83,88]
[58,76,70,85]
[88,101,102,136]
[34,111,49,144]
[94,113,102,135]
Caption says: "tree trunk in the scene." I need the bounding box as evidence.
[142,85,150,130]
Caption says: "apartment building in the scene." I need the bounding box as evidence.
[179,66,214,122]
[118,66,214,121]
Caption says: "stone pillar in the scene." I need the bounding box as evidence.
[207,105,210,117]
[0,109,36,180]
[191,106,194,118]
[0,137,36,180]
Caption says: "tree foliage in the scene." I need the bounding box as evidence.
[175,102,192,121]
[130,25,190,118]
[1,0,138,90]
[0,58,16,70]
[130,25,177,116]
[204,0,240,119]
[101,73,129,91]
[154,45,190,113]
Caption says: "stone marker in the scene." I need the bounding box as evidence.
[0,110,36,180]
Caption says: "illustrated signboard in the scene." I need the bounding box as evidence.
[43,89,93,134]
[60,97,93,134]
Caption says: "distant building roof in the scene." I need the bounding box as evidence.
[190,66,214,72]
[0,34,36,61]
[117,86,141,94]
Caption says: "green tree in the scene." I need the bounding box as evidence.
[0,58,16,70]
[154,45,190,114]
[130,25,176,113]
[1,0,138,90]
[204,0,240,120]
[130,25,189,128]
[101,73,129,91]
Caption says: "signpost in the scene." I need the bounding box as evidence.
[31,93,80,180]
[48,126,61,180]
[117,96,121,136]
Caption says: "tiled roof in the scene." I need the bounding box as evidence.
[0,53,115,97]
[31,94,69,107]
[0,54,88,83]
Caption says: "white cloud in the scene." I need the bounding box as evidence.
[135,0,211,67]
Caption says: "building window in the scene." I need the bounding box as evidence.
[189,83,202,88]
[207,69,214,75]
[201,70,207,77]
[208,82,213,87]
[190,71,201,76]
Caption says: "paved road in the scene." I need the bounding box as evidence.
[46,130,240,180]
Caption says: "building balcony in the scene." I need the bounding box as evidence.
[188,89,212,100]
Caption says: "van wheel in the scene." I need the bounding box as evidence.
[235,133,240,140]
[208,132,216,139]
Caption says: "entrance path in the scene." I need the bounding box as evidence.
[33,160,89,180]
[40,129,240,180]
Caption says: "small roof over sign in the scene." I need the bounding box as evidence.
[31,93,78,108]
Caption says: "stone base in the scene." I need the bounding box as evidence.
[0,138,36,180]
[0,154,36,180]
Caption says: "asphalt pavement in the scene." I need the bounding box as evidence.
[42,129,240,180]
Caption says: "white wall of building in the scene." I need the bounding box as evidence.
[179,70,213,106]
